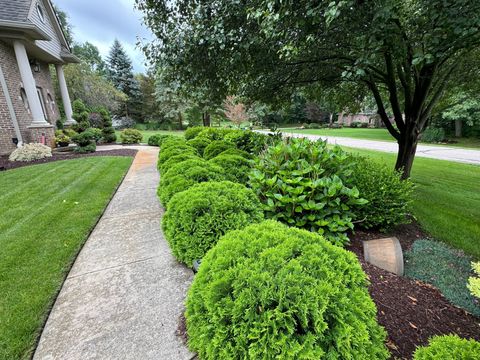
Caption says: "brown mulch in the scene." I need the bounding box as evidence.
[348,223,480,359]
[0,149,137,171]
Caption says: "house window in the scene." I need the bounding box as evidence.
[37,87,48,120]
[20,88,30,111]
[47,93,55,114]
[37,3,45,23]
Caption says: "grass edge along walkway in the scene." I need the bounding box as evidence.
[343,147,480,259]
[0,156,133,360]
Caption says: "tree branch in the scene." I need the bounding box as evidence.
[384,51,405,132]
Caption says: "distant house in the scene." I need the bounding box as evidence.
[0,0,78,155]
[337,111,394,128]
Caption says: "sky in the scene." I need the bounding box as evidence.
[53,0,153,73]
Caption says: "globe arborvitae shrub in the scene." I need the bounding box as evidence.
[203,140,235,160]
[186,137,211,156]
[249,138,366,246]
[223,130,270,154]
[197,127,233,141]
[413,335,480,359]
[162,136,187,149]
[159,153,201,174]
[120,128,143,144]
[158,135,176,148]
[186,220,389,360]
[157,145,197,170]
[147,134,163,146]
[185,126,205,140]
[217,147,252,159]
[157,159,225,206]
[162,181,264,265]
[349,156,413,230]
[209,154,253,184]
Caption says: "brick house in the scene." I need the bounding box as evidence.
[0,0,78,155]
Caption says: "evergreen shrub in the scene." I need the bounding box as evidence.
[203,140,235,160]
[186,220,389,360]
[162,181,264,265]
[210,154,252,184]
[185,126,205,140]
[413,335,480,359]
[157,159,225,206]
[120,129,143,144]
[187,137,211,156]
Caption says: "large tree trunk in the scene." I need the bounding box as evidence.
[455,119,462,137]
[395,125,419,179]
[202,112,211,127]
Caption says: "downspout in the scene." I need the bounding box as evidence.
[0,63,23,146]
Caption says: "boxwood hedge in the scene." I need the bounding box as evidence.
[210,154,253,184]
[186,220,389,360]
[162,181,264,265]
[159,153,201,174]
[413,335,480,359]
[157,159,225,206]
[185,126,206,140]
[203,140,235,160]
[157,145,197,170]
[147,134,162,146]
[187,137,211,156]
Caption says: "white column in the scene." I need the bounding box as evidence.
[13,40,48,126]
[55,64,75,125]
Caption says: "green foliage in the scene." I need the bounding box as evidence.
[203,140,235,160]
[185,126,205,140]
[223,130,270,154]
[186,137,211,156]
[158,135,177,148]
[196,127,233,141]
[349,156,413,229]
[186,220,388,360]
[158,159,225,206]
[72,129,96,153]
[120,128,143,144]
[89,128,103,143]
[72,99,87,114]
[217,147,253,159]
[159,153,201,174]
[99,108,117,143]
[162,181,264,265]
[413,335,480,360]
[249,138,366,245]
[55,132,70,147]
[157,145,197,171]
[404,240,480,317]
[421,127,446,143]
[160,136,187,150]
[468,262,480,299]
[147,133,163,146]
[209,154,253,184]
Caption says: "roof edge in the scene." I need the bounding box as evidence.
[0,20,51,41]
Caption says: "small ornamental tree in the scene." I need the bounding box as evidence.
[223,95,249,128]
[99,108,116,143]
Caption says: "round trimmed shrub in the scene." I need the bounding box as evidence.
[210,154,252,184]
[157,145,197,170]
[203,140,235,160]
[197,127,233,141]
[147,134,163,146]
[163,181,264,265]
[158,135,176,148]
[161,136,187,150]
[186,137,211,156]
[8,143,52,162]
[217,147,252,159]
[159,153,201,174]
[413,335,480,359]
[120,128,143,144]
[349,156,413,230]
[185,126,205,140]
[186,220,389,360]
[158,159,225,206]
[224,130,269,154]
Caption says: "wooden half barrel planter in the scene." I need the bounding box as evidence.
[363,237,404,276]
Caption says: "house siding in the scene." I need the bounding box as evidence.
[28,0,63,60]
[0,40,59,155]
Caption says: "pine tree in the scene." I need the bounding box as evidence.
[107,39,142,120]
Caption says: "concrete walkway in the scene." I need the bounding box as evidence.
[34,147,194,360]
[263,131,480,165]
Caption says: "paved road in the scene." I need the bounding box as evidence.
[34,147,194,360]
[263,131,480,165]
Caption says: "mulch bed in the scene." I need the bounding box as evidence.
[0,149,138,171]
[348,223,480,359]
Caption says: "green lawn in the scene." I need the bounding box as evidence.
[282,127,480,149]
[343,147,480,259]
[0,157,132,359]
[115,130,184,143]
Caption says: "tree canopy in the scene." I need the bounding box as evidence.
[137,0,480,177]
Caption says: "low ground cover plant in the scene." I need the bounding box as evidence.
[158,159,225,206]
[249,138,366,245]
[404,239,480,317]
[186,220,388,359]
[120,128,143,144]
[162,181,264,265]
[468,262,480,298]
[209,154,253,184]
[203,140,235,160]
[349,156,414,229]
[413,335,480,359]
[8,143,52,162]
